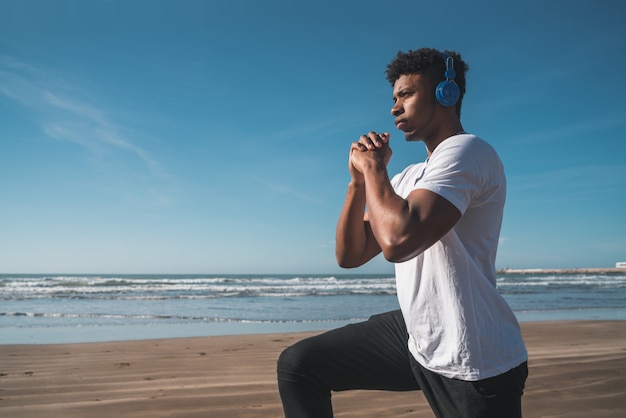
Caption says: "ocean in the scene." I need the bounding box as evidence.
[2,272,625,344]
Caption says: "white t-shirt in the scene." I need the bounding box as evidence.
[391,134,527,381]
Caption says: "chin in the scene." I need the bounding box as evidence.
[404,132,421,142]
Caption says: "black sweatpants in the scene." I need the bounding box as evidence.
[277,310,527,418]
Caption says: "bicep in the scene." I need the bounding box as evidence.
[383,189,461,262]
[407,188,461,243]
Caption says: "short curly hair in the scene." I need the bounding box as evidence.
[385,48,469,117]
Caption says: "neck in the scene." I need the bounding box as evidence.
[424,121,465,156]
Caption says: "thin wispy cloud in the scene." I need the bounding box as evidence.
[509,163,626,203]
[0,54,163,177]
[268,110,377,144]
[505,113,625,146]
[265,181,326,205]
[251,179,325,205]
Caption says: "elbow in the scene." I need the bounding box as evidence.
[377,238,406,263]
[335,252,364,269]
[337,259,357,269]
[381,247,412,264]
[378,236,425,264]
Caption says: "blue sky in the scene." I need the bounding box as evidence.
[1,0,625,274]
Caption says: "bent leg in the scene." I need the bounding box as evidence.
[277,310,419,418]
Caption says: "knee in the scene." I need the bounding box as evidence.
[277,340,330,398]
[277,342,334,417]
[277,342,309,376]
[277,336,327,385]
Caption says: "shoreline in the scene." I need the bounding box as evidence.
[497,267,626,274]
[1,320,624,417]
[4,307,626,345]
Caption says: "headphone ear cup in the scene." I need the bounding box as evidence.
[436,80,460,107]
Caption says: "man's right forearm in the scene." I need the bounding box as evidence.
[335,181,381,268]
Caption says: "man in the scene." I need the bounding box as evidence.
[277,48,528,418]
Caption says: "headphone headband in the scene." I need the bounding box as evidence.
[435,53,460,107]
[443,54,456,80]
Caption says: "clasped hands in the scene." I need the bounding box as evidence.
[349,132,392,179]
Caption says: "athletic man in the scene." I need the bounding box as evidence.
[277,47,528,418]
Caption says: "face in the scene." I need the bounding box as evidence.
[391,73,439,142]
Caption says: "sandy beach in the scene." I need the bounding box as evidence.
[1,320,625,417]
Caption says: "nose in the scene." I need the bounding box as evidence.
[391,101,402,117]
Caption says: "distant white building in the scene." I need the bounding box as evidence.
[617,262,626,268]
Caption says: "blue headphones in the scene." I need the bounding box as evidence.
[435,54,460,107]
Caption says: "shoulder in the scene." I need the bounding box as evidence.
[433,134,499,160]
[430,134,503,175]
[419,134,505,212]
